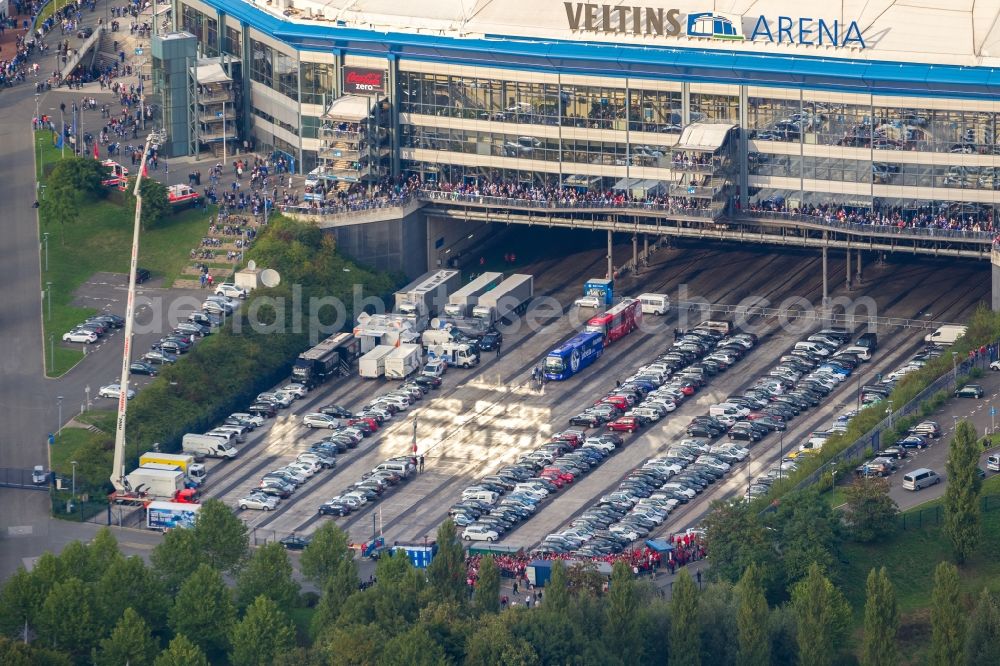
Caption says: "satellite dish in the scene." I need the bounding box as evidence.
[357,312,371,326]
[430,318,442,330]
[247,259,257,271]
[259,269,281,288]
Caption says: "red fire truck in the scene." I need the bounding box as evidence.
[585,297,642,345]
[101,160,129,190]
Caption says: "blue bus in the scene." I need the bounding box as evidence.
[543,331,604,381]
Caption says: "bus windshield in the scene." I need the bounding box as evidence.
[585,323,604,334]
[544,356,565,373]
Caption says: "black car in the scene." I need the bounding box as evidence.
[321,404,352,418]
[413,375,443,389]
[569,413,602,428]
[248,402,277,418]
[130,361,157,376]
[257,484,293,499]
[479,330,503,352]
[279,534,311,550]
[136,267,152,283]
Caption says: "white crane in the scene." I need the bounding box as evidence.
[110,129,167,499]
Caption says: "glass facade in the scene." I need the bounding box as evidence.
[249,39,298,101]
[180,4,218,57]
[300,62,336,105]
[224,26,241,58]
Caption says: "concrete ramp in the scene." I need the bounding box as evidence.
[283,198,424,228]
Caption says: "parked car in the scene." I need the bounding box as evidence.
[279,534,312,550]
[608,417,640,433]
[63,330,98,344]
[98,383,135,400]
[955,384,985,399]
[215,283,248,299]
[239,492,279,511]
[129,361,157,376]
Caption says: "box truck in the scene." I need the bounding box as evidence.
[443,272,503,317]
[353,314,420,353]
[125,468,187,500]
[472,274,534,324]
[182,433,238,459]
[139,452,206,482]
[384,344,422,379]
[427,341,480,368]
[359,345,395,378]
[146,501,202,530]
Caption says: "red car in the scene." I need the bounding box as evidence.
[597,395,629,411]
[552,430,584,447]
[542,467,574,484]
[675,384,696,396]
[349,416,379,431]
[608,416,640,433]
[540,474,566,488]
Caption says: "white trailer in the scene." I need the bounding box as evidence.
[125,467,185,500]
[384,344,423,379]
[472,274,534,324]
[393,270,462,325]
[359,345,396,378]
[443,272,503,318]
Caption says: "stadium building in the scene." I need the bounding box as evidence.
[160,0,1000,286]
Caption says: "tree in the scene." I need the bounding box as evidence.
[774,489,840,586]
[235,541,300,610]
[545,560,570,613]
[698,581,737,666]
[737,563,770,666]
[474,555,501,613]
[127,176,170,229]
[229,595,296,666]
[150,526,202,593]
[844,477,899,542]
[300,523,352,587]
[465,616,540,666]
[862,567,899,666]
[791,562,851,666]
[88,528,124,580]
[153,635,210,666]
[193,499,249,573]
[426,519,467,604]
[944,420,983,563]
[381,626,449,666]
[930,561,966,666]
[94,555,169,631]
[40,181,81,237]
[965,588,1000,665]
[0,636,72,666]
[670,569,701,666]
[48,156,107,199]
[606,561,640,660]
[310,557,359,638]
[95,607,159,666]
[37,577,100,660]
[0,567,43,638]
[168,564,236,657]
[702,500,773,584]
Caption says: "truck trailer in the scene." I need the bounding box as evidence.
[359,345,396,378]
[442,271,503,317]
[182,433,238,459]
[472,274,534,324]
[384,343,422,379]
[393,270,462,329]
[146,501,202,530]
[291,332,359,386]
[139,452,206,482]
[125,467,187,500]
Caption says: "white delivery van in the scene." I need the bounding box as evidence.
[637,293,670,315]
[987,455,1000,472]
[924,325,968,346]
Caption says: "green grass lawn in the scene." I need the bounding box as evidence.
[36,132,216,376]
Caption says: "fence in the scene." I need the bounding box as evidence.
[897,494,1000,530]
[743,210,994,242]
[791,348,994,491]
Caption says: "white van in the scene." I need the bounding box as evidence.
[794,341,831,356]
[902,468,940,490]
[987,455,1000,472]
[709,403,749,418]
[374,461,412,478]
[638,293,670,315]
[924,325,968,346]
[462,490,499,504]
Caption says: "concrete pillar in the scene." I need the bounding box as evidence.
[992,247,1000,311]
[821,233,828,312]
[607,230,613,280]
[846,249,852,291]
[856,249,862,284]
[643,234,649,258]
[632,235,638,273]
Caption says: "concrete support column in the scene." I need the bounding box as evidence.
[992,247,1000,311]
[632,235,638,273]
[821,232,828,313]
[607,230,614,280]
[643,234,649,258]
[846,248,852,291]
[856,249,862,284]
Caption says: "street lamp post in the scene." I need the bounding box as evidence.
[71,460,77,511]
[778,431,784,480]
[45,281,52,319]
[49,334,54,370]
[952,351,958,380]
[57,395,64,437]
[42,232,49,272]
[59,105,65,159]
[887,400,894,431]
[85,385,91,411]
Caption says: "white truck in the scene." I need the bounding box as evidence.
[443,272,503,318]
[393,270,462,331]
[421,326,468,348]
[360,345,396,378]
[182,433,238,459]
[139,452,206,483]
[472,274,534,325]
[146,501,201,530]
[353,313,421,354]
[924,324,968,346]
[125,467,186,500]
[384,343,422,379]
[427,341,480,368]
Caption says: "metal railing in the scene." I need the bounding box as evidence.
[418,189,721,217]
[59,25,105,81]
[744,210,994,242]
[281,194,416,217]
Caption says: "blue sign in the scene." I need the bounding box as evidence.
[991,406,997,416]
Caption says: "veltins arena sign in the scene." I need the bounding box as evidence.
[564,3,867,49]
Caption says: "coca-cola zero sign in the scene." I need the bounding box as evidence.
[343,67,385,94]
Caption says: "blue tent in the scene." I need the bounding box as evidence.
[645,538,675,554]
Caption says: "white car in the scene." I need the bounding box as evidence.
[303,413,340,429]
[215,283,248,299]
[257,391,294,408]
[287,460,320,477]
[990,360,1000,371]
[239,493,279,511]
[422,360,447,378]
[98,383,135,400]
[374,395,409,411]
[230,412,265,428]
[201,300,229,315]
[574,295,601,309]
[63,330,98,344]
[281,384,308,399]
[462,525,500,542]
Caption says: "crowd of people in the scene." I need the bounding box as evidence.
[463,533,706,588]
[747,199,994,233]
[1,1,49,89]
